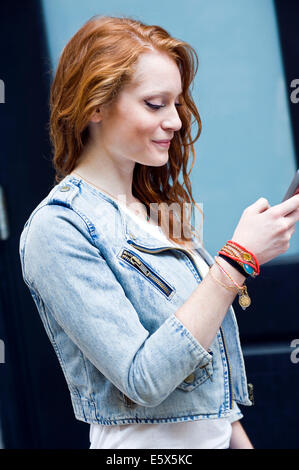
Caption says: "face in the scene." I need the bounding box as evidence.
[90,50,183,167]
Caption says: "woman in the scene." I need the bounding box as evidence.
[19,15,299,449]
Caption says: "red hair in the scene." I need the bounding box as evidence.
[49,15,203,247]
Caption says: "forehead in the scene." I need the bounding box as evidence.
[128,51,182,95]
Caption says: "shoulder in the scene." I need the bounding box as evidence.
[19,180,98,271]
[19,186,101,290]
[21,178,98,240]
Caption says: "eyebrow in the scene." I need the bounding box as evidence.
[144,89,183,97]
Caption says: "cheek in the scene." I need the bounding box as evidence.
[133,117,158,142]
[118,107,158,141]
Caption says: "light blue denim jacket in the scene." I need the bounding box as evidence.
[19,174,253,426]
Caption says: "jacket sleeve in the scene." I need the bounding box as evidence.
[227,402,243,423]
[19,203,213,407]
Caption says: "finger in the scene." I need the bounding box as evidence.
[286,225,296,240]
[284,207,299,228]
[272,193,299,217]
[249,197,271,213]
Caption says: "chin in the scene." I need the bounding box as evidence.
[135,148,169,167]
[145,158,168,167]
[150,152,169,167]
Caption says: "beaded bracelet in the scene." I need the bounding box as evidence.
[214,257,251,310]
[209,266,238,291]
[218,253,250,278]
[219,245,258,277]
[227,240,260,275]
[219,245,253,277]
[218,240,260,278]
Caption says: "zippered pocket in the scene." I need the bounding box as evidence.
[119,248,175,299]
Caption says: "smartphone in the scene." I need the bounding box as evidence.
[282,169,299,202]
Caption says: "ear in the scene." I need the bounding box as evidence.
[89,107,102,123]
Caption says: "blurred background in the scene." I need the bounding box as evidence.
[0,0,298,449]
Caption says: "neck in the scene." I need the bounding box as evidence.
[70,167,151,224]
[71,148,138,205]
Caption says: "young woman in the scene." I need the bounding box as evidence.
[19,15,299,449]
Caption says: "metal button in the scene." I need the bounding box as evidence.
[60,185,70,192]
[184,373,195,384]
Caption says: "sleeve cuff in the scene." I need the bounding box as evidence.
[166,313,214,367]
[227,402,244,423]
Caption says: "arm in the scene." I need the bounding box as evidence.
[20,204,212,408]
[21,196,299,407]
[229,420,254,449]
[176,195,299,350]
[175,256,246,351]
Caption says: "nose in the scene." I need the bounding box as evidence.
[161,105,182,132]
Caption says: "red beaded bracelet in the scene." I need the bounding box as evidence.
[227,240,260,274]
[218,240,260,277]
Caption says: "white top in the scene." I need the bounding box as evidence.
[89,203,232,449]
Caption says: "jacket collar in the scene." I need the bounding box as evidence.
[66,174,214,267]
[119,204,214,267]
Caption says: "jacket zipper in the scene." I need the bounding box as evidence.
[120,249,173,297]
[127,239,234,407]
[127,240,202,280]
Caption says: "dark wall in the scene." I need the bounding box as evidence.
[275,0,299,169]
[0,0,88,448]
[234,254,299,449]
[0,0,298,449]
[233,0,299,448]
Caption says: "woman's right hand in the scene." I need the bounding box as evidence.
[231,194,299,266]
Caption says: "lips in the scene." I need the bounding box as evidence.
[152,140,171,148]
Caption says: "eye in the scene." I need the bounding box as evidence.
[144,101,164,110]
[144,100,182,110]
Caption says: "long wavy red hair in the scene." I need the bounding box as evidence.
[49,15,204,247]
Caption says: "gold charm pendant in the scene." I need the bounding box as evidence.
[238,286,251,310]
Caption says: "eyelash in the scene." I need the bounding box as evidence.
[144,100,182,110]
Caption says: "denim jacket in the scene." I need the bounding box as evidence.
[19,174,253,426]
